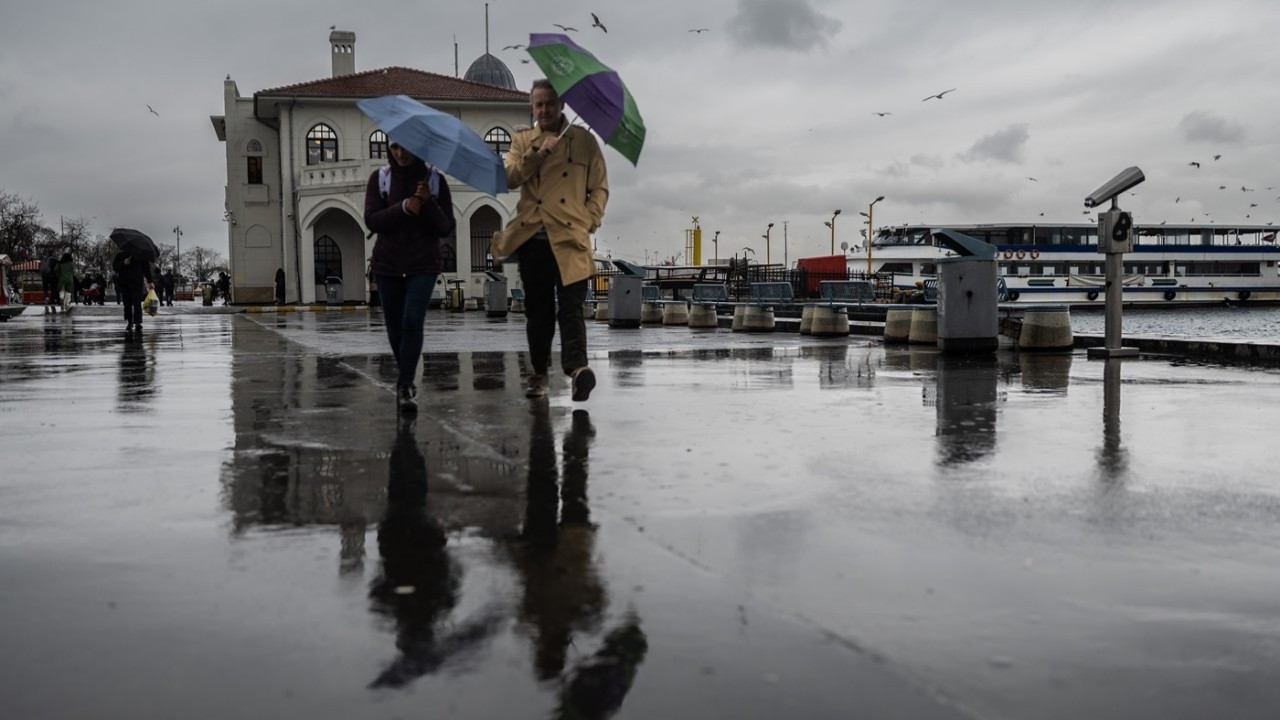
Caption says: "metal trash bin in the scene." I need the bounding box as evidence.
[483,270,508,318]
[201,284,214,306]
[324,276,342,304]
[933,229,998,354]
[608,260,647,329]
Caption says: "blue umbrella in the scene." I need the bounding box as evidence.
[357,95,508,196]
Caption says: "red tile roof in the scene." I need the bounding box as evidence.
[257,67,529,102]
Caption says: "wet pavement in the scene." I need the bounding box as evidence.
[3,307,1280,719]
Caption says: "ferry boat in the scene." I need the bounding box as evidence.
[850,223,1280,305]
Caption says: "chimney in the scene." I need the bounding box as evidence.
[329,29,356,77]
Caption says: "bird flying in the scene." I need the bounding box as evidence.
[1242,186,1254,192]
[553,23,578,32]
[1188,161,1201,168]
[1219,185,1227,190]
[1250,203,1258,208]
[1213,154,1222,160]
[590,13,606,32]
[146,104,159,116]
[922,88,957,101]
[1025,177,1038,182]
[1175,197,1180,203]
[502,44,525,50]
[520,59,531,64]
[688,28,710,33]
[871,112,891,117]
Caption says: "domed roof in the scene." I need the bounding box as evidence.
[464,53,517,90]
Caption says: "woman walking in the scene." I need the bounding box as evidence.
[364,141,455,414]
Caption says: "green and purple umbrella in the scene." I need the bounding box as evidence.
[526,33,646,166]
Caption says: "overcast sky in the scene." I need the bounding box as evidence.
[2,0,1278,265]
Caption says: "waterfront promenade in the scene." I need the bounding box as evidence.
[3,306,1280,719]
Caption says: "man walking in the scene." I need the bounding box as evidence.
[492,79,608,401]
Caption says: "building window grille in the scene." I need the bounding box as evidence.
[370,130,388,160]
[484,127,511,158]
[246,139,263,154]
[314,235,342,282]
[306,124,338,165]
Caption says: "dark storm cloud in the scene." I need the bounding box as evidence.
[726,0,842,51]
[961,124,1030,164]
[1178,110,1245,144]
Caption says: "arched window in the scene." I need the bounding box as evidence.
[306,124,338,165]
[484,127,511,158]
[245,139,265,185]
[369,130,388,160]
[314,235,342,282]
[246,139,263,154]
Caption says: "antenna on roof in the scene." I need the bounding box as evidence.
[454,34,459,77]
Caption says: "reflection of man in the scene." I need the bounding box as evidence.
[492,79,608,402]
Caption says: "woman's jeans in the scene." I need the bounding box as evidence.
[375,273,438,388]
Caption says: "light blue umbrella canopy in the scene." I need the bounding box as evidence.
[357,95,508,196]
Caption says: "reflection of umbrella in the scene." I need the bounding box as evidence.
[110,228,160,262]
[356,95,507,196]
[527,33,646,166]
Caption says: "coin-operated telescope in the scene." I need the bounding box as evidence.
[1085,166,1144,359]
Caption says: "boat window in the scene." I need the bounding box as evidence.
[1034,227,1060,245]
[920,263,937,276]
[879,262,914,274]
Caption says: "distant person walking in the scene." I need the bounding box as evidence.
[492,78,608,402]
[216,272,230,306]
[53,251,75,314]
[364,140,455,414]
[40,255,57,313]
[112,248,153,332]
[274,268,286,306]
[161,270,175,306]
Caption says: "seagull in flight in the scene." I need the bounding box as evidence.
[871,112,891,117]
[146,104,159,116]
[1025,176,1038,182]
[1242,185,1254,192]
[1188,161,1201,168]
[553,23,578,32]
[520,59,531,64]
[689,28,710,33]
[1219,185,1227,190]
[502,44,525,50]
[1250,203,1258,208]
[590,13,606,32]
[1175,196,1180,203]
[922,88,957,101]
[1213,154,1222,161]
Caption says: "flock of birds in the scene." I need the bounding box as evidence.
[500,13,710,62]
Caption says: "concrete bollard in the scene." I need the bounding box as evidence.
[908,307,937,345]
[594,302,609,321]
[661,301,689,325]
[736,305,775,332]
[1018,305,1073,351]
[463,297,478,311]
[883,308,913,344]
[799,305,816,335]
[731,305,746,331]
[809,306,850,337]
[582,302,594,319]
[510,298,525,314]
[641,301,664,324]
[688,302,718,328]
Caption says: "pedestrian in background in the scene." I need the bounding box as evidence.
[53,251,75,314]
[492,79,608,402]
[112,249,153,332]
[274,268,286,306]
[364,140,455,414]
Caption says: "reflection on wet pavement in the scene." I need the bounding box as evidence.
[3,310,1280,719]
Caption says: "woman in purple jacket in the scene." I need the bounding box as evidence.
[364,142,455,414]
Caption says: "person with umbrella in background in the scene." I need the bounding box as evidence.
[53,251,76,314]
[364,140,455,414]
[491,79,609,402]
[110,229,156,333]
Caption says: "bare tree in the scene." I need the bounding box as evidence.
[0,190,43,261]
[184,246,228,282]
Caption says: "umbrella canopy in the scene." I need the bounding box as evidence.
[356,95,508,196]
[526,33,646,166]
[110,228,160,262]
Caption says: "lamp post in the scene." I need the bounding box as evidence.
[827,209,841,255]
[861,196,884,275]
[763,222,774,265]
[172,225,182,275]
[713,230,720,263]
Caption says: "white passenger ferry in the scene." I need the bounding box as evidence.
[850,223,1280,305]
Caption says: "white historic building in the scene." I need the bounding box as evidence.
[211,29,529,304]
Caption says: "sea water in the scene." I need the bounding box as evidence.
[1070,305,1280,341]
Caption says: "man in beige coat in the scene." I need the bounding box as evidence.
[492,79,609,401]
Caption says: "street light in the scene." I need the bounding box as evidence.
[827,209,842,255]
[172,226,182,275]
[713,230,720,263]
[763,223,774,265]
[863,196,884,275]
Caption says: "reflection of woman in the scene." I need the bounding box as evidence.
[367,423,500,690]
[553,612,648,720]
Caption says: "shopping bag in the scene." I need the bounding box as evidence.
[144,288,160,317]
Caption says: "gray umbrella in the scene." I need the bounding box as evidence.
[110,228,160,262]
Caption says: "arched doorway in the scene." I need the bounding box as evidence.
[310,209,364,303]
[470,205,503,272]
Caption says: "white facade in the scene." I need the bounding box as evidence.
[211,31,529,304]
